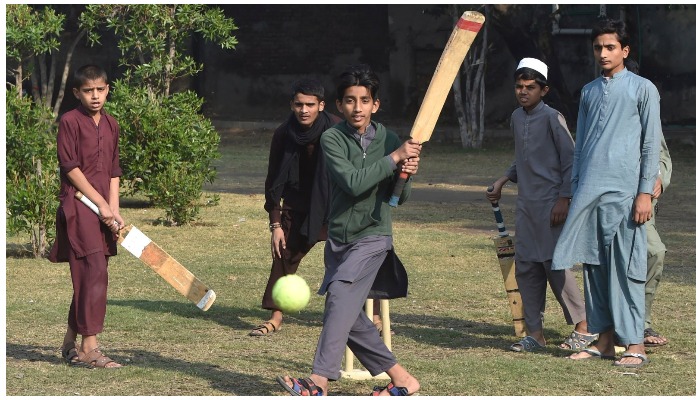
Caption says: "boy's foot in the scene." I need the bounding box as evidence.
[643,327,668,347]
[566,346,614,361]
[249,320,280,336]
[60,342,79,365]
[509,336,544,352]
[613,352,650,368]
[74,348,122,368]
[371,378,420,396]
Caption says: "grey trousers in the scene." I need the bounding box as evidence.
[312,236,397,381]
[515,260,586,334]
[645,201,667,329]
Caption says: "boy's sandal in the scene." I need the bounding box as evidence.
[566,348,615,361]
[371,382,410,396]
[249,320,280,337]
[613,352,650,368]
[559,330,599,351]
[509,336,544,352]
[276,376,323,396]
[644,327,669,347]
[60,342,79,365]
[74,348,122,369]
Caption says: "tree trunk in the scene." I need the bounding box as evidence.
[488,5,575,123]
[54,29,87,116]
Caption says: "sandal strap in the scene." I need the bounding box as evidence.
[372,382,409,396]
[291,377,323,396]
[254,321,279,334]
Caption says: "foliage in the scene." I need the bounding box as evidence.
[80,4,238,98]
[6,86,60,258]
[5,4,63,76]
[106,80,221,225]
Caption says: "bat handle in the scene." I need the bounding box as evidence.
[487,186,509,237]
[388,171,410,207]
[75,191,101,216]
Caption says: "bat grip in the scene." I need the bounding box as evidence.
[75,191,101,216]
[487,186,508,237]
[388,171,410,207]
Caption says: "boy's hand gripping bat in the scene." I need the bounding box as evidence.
[389,11,485,207]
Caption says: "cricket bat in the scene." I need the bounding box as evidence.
[389,11,485,207]
[75,191,216,311]
[487,186,526,337]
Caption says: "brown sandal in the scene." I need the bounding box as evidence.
[249,320,280,337]
[61,342,79,365]
[74,348,122,369]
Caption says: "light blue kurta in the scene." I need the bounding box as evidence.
[552,68,660,272]
[551,68,661,342]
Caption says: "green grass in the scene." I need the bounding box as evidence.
[5,129,696,396]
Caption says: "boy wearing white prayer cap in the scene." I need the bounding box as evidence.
[487,57,595,353]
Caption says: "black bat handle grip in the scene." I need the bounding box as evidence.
[487,185,508,236]
[388,171,409,207]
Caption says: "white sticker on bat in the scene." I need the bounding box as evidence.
[197,290,216,310]
[120,226,152,258]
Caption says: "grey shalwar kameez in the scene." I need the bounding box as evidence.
[552,68,661,344]
[505,101,586,333]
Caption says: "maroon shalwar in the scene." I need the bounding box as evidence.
[49,105,121,335]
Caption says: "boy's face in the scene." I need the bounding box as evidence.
[514,78,548,111]
[336,85,379,133]
[290,93,325,129]
[593,33,629,77]
[73,78,109,116]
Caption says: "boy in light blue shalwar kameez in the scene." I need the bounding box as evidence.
[552,19,660,368]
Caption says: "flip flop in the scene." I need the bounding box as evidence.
[644,327,669,347]
[613,352,650,368]
[371,382,410,396]
[566,348,615,361]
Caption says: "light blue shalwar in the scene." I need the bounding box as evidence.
[552,68,661,344]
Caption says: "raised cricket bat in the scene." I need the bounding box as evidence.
[487,186,526,337]
[389,11,485,207]
[75,191,216,311]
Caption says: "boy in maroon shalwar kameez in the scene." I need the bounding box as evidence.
[50,65,124,369]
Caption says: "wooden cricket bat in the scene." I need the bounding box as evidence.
[389,11,485,207]
[75,191,216,311]
[487,186,526,337]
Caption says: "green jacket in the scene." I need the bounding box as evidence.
[320,121,411,243]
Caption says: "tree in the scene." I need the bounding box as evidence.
[6,5,65,257]
[80,4,238,99]
[451,5,489,149]
[79,4,238,225]
[6,87,60,258]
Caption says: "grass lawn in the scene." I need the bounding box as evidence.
[5,127,696,396]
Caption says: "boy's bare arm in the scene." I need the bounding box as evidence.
[109,177,124,228]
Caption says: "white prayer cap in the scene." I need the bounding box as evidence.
[516,58,548,80]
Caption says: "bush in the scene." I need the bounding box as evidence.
[106,80,220,225]
[6,87,60,257]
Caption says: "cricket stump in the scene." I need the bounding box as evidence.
[340,299,391,380]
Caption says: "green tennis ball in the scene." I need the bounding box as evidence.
[272,274,311,313]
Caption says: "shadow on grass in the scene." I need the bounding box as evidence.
[108,299,572,357]
[5,342,282,395]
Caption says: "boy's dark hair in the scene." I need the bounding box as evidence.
[514,68,548,89]
[73,65,108,89]
[335,64,380,102]
[591,19,630,48]
[624,58,639,74]
[291,78,325,102]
